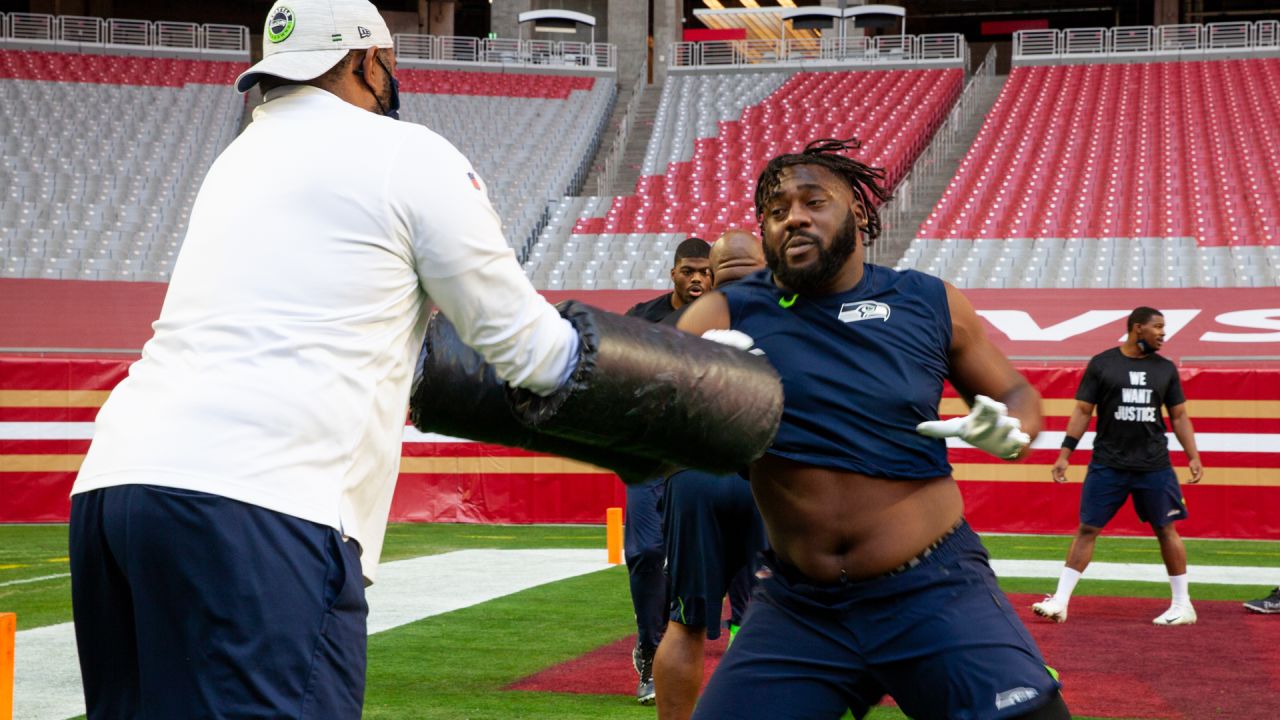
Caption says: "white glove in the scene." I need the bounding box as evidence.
[916,394,1031,461]
[701,329,755,351]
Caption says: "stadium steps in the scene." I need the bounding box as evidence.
[877,74,1008,267]
[606,85,662,197]
[580,80,632,195]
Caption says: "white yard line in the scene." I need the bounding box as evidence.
[14,548,613,720]
[0,573,69,588]
[364,548,614,634]
[991,560,1277,586]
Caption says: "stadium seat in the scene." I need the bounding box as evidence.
[906,57,1278,287]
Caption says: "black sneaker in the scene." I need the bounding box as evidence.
[633,642,656,705]
[1243,587,1280,614]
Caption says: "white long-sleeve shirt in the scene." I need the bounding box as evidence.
[73,85,578,582]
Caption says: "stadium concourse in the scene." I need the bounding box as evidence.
[1,7,1280,719]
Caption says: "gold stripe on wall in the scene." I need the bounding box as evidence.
[0,390,112,408]
[397,456,609,475]
[938,398,1280,418]
[2,454,1276,486]
[0,454,86,472]
[951,463,1279,487]
[1,391,1276,418]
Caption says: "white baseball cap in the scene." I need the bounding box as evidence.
[235,0,393,93]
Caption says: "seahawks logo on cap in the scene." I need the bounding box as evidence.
[267,6,296,44]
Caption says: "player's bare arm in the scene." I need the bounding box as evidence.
[1053,400,1096,482]
[675,291,731,335]
[944,283,1043,441]
[1168,402,1203,483]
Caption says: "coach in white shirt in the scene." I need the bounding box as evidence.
[67,1,579,717]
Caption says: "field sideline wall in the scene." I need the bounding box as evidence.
[2,280,1278,539]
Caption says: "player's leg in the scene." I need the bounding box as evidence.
[881,523,1068,720]
[724,476,769,644]
[656,469,738,718]
[625,477,669,703]
[1034,464,1125,622]
[691,583,879,720]
[120,484,367,718]
[1131,467,1195,625]
[68,488,141,719]
[726,566,752,639]
[655,621,705,720]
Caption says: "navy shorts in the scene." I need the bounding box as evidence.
[663,468,768,639]
[1080,462,1187,529]
[69,484,368,719]
[692,521,1061,720]
[625,477,668,648]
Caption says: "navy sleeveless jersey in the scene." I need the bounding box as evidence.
[721,264,952,479]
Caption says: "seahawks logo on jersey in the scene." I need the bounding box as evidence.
[838,301,891,324]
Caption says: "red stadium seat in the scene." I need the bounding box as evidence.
[573,68,963,237]
[918,58,1279,246]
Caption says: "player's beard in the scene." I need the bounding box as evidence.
[765,212,859,295]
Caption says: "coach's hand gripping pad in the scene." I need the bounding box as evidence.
[507,300,784,474]
[409,310,668,483]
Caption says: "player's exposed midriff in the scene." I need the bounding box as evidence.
[749,453,964,583]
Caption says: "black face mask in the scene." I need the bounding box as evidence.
[356,55,400,120]
[1136,338,1158,355]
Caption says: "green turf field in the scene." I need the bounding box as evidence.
[3,523,1277,719]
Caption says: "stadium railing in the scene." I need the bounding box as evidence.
[393,33,616,70]
[869,45,996,266]
[596,66,647,197]
[0,11,249,59]
[1013,20,1280,63]
[0,10,615,70]
[670,33,966,69]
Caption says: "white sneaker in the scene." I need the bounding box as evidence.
[1032,595,1068,623]
[1152,603,1197,626]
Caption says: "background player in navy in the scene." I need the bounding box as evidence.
[678,138,1069,720]
[655,228,769,720]
[625,237,712,321]
[1033,307,1203,626]
[621,236,711,703]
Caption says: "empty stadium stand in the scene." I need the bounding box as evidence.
[903,24,1279,288]
[524,65,963,290]
[0,50,246,282]
[0,48,613,282]
[398,69,613,260]
[917,59,1279,247]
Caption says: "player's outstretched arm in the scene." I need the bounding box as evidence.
[937,283,1042,459]
[1168,403,1203,483]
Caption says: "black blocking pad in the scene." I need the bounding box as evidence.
[410,309,669,483]
[410,301,784,481]
[507,300,784,475]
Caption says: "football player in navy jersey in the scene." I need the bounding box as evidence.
[677,138,1070,720]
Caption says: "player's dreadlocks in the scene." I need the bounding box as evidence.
[753,137,892,244]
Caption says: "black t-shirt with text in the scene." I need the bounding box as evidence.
[625,292,677,323]
[1076,347,1186,471]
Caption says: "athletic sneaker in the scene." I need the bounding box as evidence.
[633,642,656,705]
[1243,587,1280,614]
[1031,595,1068,623]
[1152,603,1197,626]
